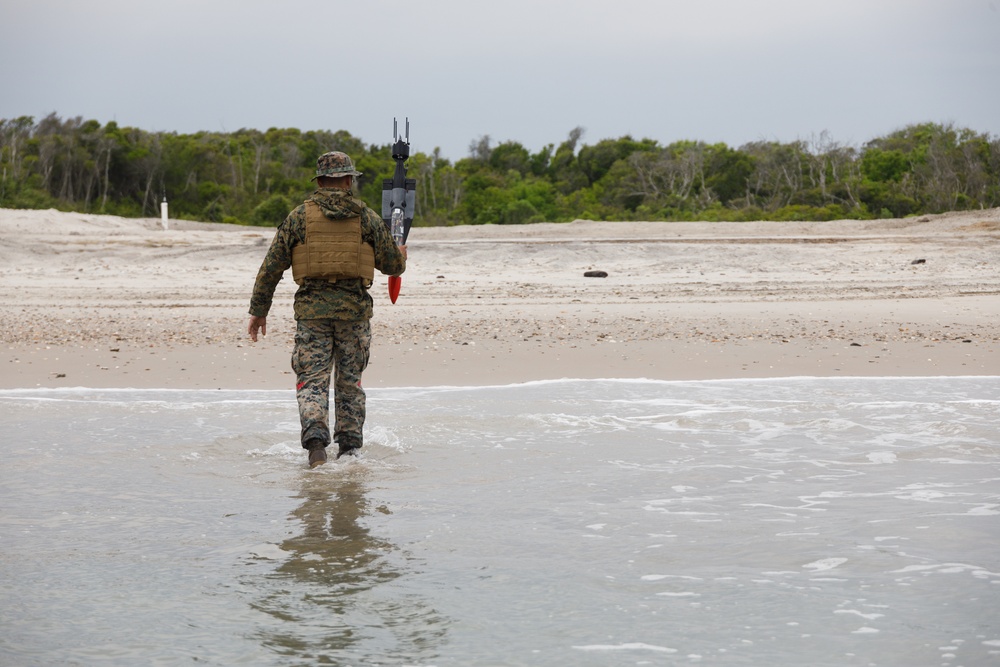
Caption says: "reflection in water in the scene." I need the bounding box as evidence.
[249,471,447,664]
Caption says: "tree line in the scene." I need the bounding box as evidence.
[2,113,998,227]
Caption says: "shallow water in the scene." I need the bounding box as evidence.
[2,377,999,666]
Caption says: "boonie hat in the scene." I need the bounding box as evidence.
[312,151,362,180]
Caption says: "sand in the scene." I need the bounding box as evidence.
[1,207,998,389]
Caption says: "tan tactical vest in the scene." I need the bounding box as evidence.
[291,201,376,285]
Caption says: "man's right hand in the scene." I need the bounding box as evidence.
[248,315,267,342]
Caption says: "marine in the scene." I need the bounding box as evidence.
[247,151,406,468]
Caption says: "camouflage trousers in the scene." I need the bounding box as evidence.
[291,318,371,451]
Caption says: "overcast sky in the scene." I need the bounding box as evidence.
[2,0,998,160]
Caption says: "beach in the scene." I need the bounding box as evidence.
[4,207,1000,666]
[2,207,998,389]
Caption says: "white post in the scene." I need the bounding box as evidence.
[160,196,169,230]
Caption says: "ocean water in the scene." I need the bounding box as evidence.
[1,377,999,666]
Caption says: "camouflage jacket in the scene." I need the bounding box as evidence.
[248,188,406,321]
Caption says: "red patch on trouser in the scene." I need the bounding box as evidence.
[296,381,305,391]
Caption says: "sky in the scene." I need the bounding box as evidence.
[2,0,998,161]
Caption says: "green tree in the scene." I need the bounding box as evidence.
[251,193,294,226]
[577,135,658,186]
[489,141,531,176]
[3,114,997,225]
[703,143,754,206]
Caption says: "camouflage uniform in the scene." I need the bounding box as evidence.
[249,152,405,454]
